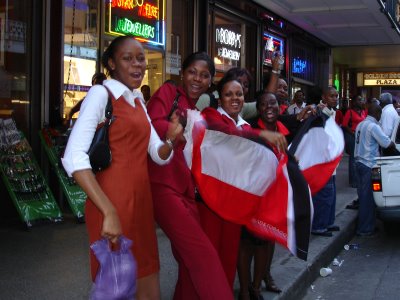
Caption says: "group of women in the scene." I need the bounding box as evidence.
[62,35,309,300]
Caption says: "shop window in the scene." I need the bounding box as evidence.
[210,11,257,100]
[63,0,99,121]
[0,1,32,135]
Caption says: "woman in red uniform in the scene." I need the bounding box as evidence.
[147,52,236,300]
[62,36,182,300]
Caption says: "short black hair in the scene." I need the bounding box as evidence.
[182,52,215,77]
[216,76,240,98]
[225,67,253,86]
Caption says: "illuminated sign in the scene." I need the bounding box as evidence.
[215,27,241,62]
[106,0,164,47]
[364,73,400,86]
[292,58,307,74]
[263,33,284,66]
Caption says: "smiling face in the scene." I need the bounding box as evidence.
[258,93,279,126]
[108,38,146,90]
[182,60,212,100]
[219,80,244,121]
[276,78,288,104]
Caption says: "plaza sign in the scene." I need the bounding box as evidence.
[106,0,164,47]
[364,73,400,86]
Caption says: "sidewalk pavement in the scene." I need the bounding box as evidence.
[0,156,358,300]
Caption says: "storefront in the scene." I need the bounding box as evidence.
[208,1,259,100]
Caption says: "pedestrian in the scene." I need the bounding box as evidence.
[140,84,151,104]
[62,36,182,300]
[342,95,367,188]
[379,92,398,137]
[311,86,341,237]
[64,72,107,127]
[146,52,235,300]
[354,102,397,236]
[286,90,306,115]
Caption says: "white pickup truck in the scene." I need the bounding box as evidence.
[372,118,400,234]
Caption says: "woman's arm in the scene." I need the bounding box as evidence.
[265,55,282,93]
[73,170,122,243]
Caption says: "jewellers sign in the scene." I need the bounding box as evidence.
[364,73,400,86]
[215,27,241,61]
[106,0,165,47]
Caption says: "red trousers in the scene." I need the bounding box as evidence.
[151,183,233,300]
[197,202,241,288]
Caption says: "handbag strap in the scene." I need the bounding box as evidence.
[167,90,181,120]
[103,86,114,126]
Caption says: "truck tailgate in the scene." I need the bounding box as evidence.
[376,156,400,198]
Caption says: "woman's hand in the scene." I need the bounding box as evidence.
[296,105,316,121]
[101,209,122,243]
[260,130,287,152]
[166,111,184,143]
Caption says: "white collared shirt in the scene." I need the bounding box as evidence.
[380,104,399,137]
[62,79,172,177]
[217,107,249,128]
[286,102,306,115]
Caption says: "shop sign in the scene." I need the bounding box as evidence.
[215,27,241,61]
[364,73,400,86]
[292,58,307,74]
[106,0,164,47]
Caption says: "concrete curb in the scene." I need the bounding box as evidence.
[269,208,358,300]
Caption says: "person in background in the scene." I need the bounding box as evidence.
[141,84,151,104]
[64,72,107,127]
[311,86,341,237]
[62,36,182,300]
[275,77,289,115]
[342,95,367,189]
[146,52,234,300]
[354,103,397,236]
[286,90,306,115]
[379,92,399,137]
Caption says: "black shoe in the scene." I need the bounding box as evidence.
[328,225,340,232]
[346,199,359,210]
[249,284,264,300]
[356,228,379,237]
[311,231,333,237]
[263,274,282,294]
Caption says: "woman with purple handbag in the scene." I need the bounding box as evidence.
[62,36,182,300]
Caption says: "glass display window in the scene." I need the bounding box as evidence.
[63,0,99,121]
[0,1,33,135]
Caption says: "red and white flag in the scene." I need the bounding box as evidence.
[183,110,313,260]
[289,114,344,195]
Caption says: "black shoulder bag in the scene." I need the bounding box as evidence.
[87,87,114,173]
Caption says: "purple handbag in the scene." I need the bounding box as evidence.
[90,236,136,300]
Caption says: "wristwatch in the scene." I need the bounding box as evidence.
[166,138,174,149]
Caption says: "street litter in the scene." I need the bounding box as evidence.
[344,243,360,250]
[320,267,332,277]
[332,258,340,266]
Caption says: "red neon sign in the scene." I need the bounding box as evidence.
[111,0,144,10]
[138,3,159,19]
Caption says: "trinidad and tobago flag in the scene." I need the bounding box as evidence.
[289,112,344,195]
[183,110,343,260]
